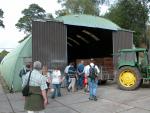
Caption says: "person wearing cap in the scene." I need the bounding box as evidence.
[22,61,48,113]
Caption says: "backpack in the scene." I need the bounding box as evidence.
[68,66,76,78]
[89,65,97,80]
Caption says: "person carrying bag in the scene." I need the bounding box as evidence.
[22,71,32,96]
[22,61,48,113]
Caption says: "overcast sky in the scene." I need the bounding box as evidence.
[0,0,62,52]
[0,0,110,52]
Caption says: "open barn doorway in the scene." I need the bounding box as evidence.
[67,25,113,66]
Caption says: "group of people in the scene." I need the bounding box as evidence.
[20,59,100,113]
[20,61,64,113]
[64,59,100,101]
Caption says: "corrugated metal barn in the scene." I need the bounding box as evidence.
[32,14,133,69]
[0,14,133,91]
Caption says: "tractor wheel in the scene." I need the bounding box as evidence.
[116,66,141,90]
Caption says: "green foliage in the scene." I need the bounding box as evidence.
[105,0,149,46]
[46,13,54,19]
[146,25,150,39]
[0,50,9,58]
[56,0,102,16]
[0,9,4,28]
[15,4,47,34]
[146,25,150,48]
[55,9,70,16]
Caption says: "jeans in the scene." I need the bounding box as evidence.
[77,74,84,89]
[51,84,61,98]
[65,75,70,87]
[89,79,98,97]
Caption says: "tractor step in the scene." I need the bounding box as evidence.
[143,78,150,84]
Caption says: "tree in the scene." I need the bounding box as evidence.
[105,0,149,46]
[45,13,54,19]
[56,0,109,16]
[55,9,70,17]
[15,4,47,34]
[0,9,4,28]
[0,50,9,58]
[146,24,150,48]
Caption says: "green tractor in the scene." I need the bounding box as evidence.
[116,48,150,90]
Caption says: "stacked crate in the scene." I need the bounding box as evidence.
[76,57,114,80]
[76,57,113,68]
[103,57,113,68]
[103,57,114,80]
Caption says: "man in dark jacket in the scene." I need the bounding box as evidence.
[19,64,31,79]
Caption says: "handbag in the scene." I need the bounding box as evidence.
[22,71,32,96]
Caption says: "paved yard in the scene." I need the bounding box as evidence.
[1,81,150,113]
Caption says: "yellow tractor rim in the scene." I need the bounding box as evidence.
[119,70,136,87]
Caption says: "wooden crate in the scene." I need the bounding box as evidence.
[76,57,113,69]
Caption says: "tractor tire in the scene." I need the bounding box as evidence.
[116,66,141,90]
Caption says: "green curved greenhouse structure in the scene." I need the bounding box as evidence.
[0,36,32,91]
[0,14,133,91]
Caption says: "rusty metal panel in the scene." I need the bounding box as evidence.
[32,20,67,69]
[113,30,133,67]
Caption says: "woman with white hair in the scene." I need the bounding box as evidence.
[22,61,48,113]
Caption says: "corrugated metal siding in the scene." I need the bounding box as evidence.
[113,30,133,67]
[32,21,67,69]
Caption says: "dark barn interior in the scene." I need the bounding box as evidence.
[66,25,113,63]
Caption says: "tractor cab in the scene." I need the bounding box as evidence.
[116,48,150,90]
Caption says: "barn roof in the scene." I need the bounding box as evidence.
[56,14,121,31]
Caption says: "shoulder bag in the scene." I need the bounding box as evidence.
[22,71,32,96]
